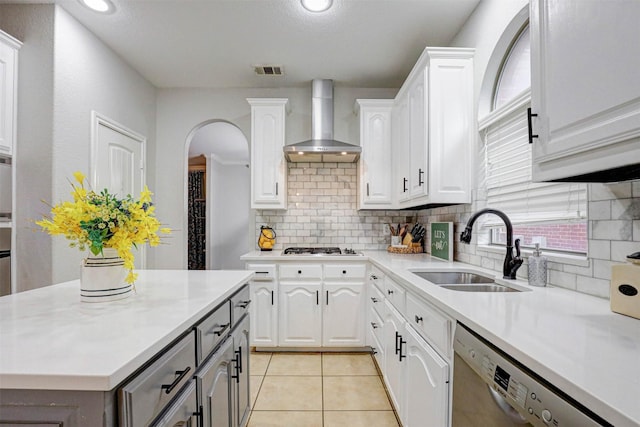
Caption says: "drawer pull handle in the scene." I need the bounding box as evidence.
[370,274,378,280]
[371,297,379,303]
[212,323,230,336]
[161,366,191,394]
[371,347,377,355]
[415,315,423,324]
[298,270,302,274]
[399,337,406,362]
[193,405,203,427]
[271,290,274,305]
[256,271,270,274]
[232,352,241,383]
[237,299,252,308]
[371,322,378,329]
[387,290,394,295]
[342,270,347,274]
[395,331,401,355]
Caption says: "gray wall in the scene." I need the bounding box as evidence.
[0,5,157,290]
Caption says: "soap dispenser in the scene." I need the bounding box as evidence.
[527,243,547,287]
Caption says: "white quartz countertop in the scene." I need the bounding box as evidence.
[0,270,253,391]
[242,250,640,426]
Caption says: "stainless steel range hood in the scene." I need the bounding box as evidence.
[284,79,361,162]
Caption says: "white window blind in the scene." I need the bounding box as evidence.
[480,98,587,227]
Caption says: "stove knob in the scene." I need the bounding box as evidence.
[541,409,552,424]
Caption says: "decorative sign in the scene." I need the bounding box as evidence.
[431,222,453,261]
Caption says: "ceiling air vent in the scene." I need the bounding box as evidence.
[254,65,284,76]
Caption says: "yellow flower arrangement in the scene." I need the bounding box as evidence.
[37,171,171,284]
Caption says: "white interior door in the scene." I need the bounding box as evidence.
[91,112,146,268]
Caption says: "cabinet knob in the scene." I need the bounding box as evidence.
[371,297,379,303]
[371,322,379,329]
[298,270,302,274]
[370,274,378,280]
[342,270,347,274]
[415,315,423,324]
[387,289,394,295]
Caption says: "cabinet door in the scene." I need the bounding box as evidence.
[278,282,322,346]
[232,316,251,427]
[408,70,428,200]
[0,32,19,157]
[382,300,405,416]
[402,325,449,427]
[323,282,365,346]
[150,380,199,427]
[393,96,411,205]
[358,100,393,209]
[428,55,473,204]
[249,281,277,347]
[530,0,640,181]
[197,338,233,427]
[248,99,288,209]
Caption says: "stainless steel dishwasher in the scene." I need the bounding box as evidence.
[452,322,612,427]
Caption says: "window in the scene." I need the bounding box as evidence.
[480,25,587,254]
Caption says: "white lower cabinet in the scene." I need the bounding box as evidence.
[249,281,277,346]
[379,289,451,427]
[323,282,365,346]
[278,282,322,346]
[383,300,405,415]
[402,323,449,427]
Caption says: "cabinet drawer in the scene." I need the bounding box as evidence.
[406,292,452,358]
[384,277,406,314]
[324,264,367,280]
[368,321,384,370]
[196,301,231,364]
[369,304,384,344]
[369,266,384,292]
[279,264,322,280]
[246,263,275,281]
[231,283,251,326]
[368,283,385,318]
[119,332,196,427]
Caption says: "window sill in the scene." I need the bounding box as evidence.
[476,245,590,267]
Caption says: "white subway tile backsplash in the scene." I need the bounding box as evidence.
[592,220,633,240]
[590,182,633,201]
[588,200,611,220]
[254,162,640,300]
[575,276,610,298]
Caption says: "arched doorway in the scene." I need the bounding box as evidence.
[185,120,250,270]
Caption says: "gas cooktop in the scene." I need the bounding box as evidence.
[282,247,363,256]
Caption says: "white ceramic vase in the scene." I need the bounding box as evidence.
[80,247,132,302]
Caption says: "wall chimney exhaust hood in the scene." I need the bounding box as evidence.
[284,79,361,162]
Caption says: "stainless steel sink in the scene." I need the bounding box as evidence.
[440,284,519,292]
[411,271,495,284]
[410,270,525,292]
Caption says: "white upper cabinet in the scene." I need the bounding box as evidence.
[356,99,393,209]
[0,31,21,158]
[530,0,640,181]
[248,98,288,209]
[394,47,474,208]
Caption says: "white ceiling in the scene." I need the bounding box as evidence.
[49,0,481,89]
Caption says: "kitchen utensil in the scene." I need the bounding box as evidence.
[399,224,407,239]
[402,232,413,246]
[411,223,426,243]
[388,223,396,236]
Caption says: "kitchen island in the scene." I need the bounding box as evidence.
[242,250,640,427]
[0,269,253,426]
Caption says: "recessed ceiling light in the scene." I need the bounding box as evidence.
[301,0,333,13]
[79,0,115,13]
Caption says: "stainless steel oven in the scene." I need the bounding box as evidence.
[452,322,611,427]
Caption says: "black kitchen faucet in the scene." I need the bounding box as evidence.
[460,208,523,279]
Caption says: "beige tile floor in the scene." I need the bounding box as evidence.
[248,352,400,427]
